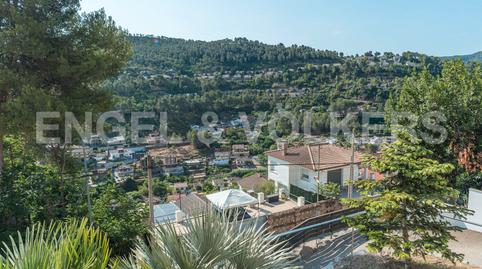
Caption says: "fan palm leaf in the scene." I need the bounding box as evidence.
[0,218,116,269]
[120,210,294,269]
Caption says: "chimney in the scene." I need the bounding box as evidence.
[277,141,288,156]
[257,192,265,204]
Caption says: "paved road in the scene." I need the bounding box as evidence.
[296,230,367,269]
[449,229,482,267]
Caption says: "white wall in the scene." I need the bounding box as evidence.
[340,165,359,185]
[443,188,482,233]
[468,188,482,224]
[268,157,291,192]
[268,156,360,194]
[291,167,318,192]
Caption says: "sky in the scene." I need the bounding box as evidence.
[80,0,482,56]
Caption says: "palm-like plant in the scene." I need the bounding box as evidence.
[0,219,116,269]
[120,210,294,269]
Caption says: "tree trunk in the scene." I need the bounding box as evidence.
[59,143,67,212]
[402,218,412,269]
[0,134,4,174]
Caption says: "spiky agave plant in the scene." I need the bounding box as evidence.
[0,218,117,269]
[120,210,295,269]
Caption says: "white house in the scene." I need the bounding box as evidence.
[266,143,361,196]
[114,165,134,183]
[212,149,231,167]
[161,155,184,176]
[108,147,133,161]
[70,146,93,159]
[107,135,126,146]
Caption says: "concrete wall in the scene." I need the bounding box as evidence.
[468,188,482,226]
[443,188,482,233]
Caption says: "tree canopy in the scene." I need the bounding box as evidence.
[0,0,132,170]
[343,131,471,265]
[387,60,481,172]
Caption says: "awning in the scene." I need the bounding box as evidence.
[206,189,258,210]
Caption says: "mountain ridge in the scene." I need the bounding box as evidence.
[442,51,482,62]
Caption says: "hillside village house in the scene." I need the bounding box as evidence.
[266,143,361,198]
[231,144,249,157]
[161,155,184,176]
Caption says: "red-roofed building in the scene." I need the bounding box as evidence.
[266,142,361,195]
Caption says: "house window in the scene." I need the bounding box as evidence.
[301,173,310,181]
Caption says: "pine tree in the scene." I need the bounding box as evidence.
[343,130,471,267]
[0,0,132,171]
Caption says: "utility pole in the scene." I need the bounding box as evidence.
[82,143,93,225]
[316,143,321,202]
[348,131,355,199]
[147,154,155,227]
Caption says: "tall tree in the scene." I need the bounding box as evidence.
[92,185,148,256]
[0,0,132,171]
[386,60,481,172]
[0,136,85,240]
[343,131,471,267]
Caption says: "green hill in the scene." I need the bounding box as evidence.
[128,35,342,74]
[443,51,482,63]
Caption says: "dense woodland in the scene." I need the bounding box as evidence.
[109,35,447,136]
[111,35,441,98]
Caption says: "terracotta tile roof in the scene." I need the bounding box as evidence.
[265,144,361,171]
[167,193,187,202]
[234,173,267,190]
[174,182,188,189]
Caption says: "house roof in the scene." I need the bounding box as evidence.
[232,144,248,150]
[211,179,225,186]
[235,173,267,191]
[265,143,361,171]
[168,193,187,202]
[174,193,209,216]
[206,189,258,210]
[174,182,188,189]
[153,203,179,224]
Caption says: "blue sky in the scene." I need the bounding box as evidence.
[81,0,482,56]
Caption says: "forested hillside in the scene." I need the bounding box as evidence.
[109,35,441,98]
[443,51,482,63]
[104,35,446,135]
[128,35,342,73]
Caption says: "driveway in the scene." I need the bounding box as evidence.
[449,229,482,267]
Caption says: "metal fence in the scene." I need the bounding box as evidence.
[274,209,364,247]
